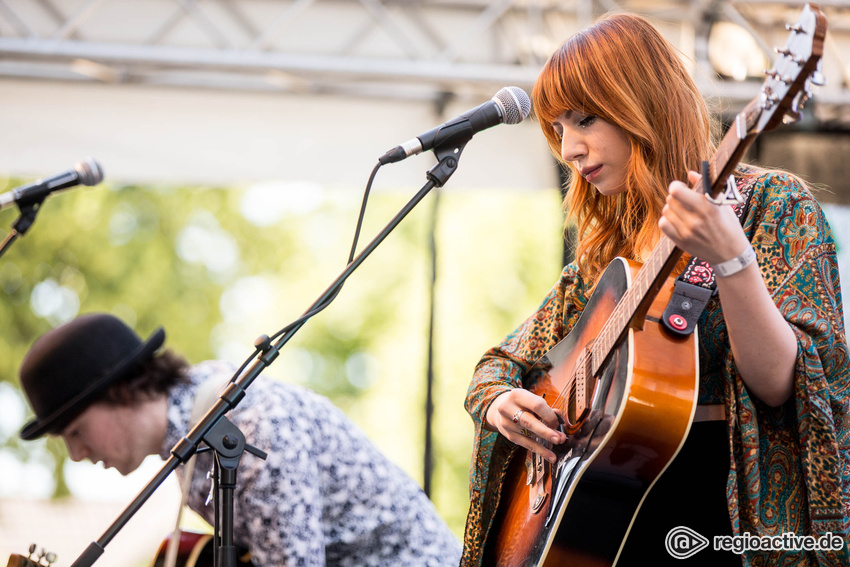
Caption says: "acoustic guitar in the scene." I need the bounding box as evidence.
[481,4,827,566]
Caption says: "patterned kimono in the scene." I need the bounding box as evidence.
[461,171,850,566]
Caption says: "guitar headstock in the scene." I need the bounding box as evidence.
[6,545,57,567]
[706,3,828,198]
[755,2,827,133]
[7,556,36,567]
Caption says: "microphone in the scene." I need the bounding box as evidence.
[0,157,104,211]
[379,86,531,164]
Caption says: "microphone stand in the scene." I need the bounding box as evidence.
[0,200,41,259]
[69,144,467,567]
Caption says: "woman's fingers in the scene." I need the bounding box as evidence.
[662,172,750,263]
[486,389,568,463]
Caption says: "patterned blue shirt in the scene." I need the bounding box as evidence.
[160,360,462,567]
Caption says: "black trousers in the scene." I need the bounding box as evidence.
[616,420,742,566]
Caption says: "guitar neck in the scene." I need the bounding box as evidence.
[708,99,763,192]
[589,236,680,376]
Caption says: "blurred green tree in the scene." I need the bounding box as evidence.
[0,174,564,538]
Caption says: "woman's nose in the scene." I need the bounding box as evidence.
[560,135,585,162]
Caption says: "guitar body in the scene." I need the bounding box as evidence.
[483,258,699,567]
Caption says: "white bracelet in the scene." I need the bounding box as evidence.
[712,244,757,278]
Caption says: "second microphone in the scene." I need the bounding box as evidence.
[379,87,531,165]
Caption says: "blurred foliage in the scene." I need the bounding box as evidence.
[0,173,565,537]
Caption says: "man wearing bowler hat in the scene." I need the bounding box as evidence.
[18,312,462,567]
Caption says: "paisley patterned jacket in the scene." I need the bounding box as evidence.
[461,171,850,567]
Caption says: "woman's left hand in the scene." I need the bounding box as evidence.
[659,170,750,263]
[659,170,797,408]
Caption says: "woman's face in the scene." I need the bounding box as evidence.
[552,111,631,196]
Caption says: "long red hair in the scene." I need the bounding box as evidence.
[533,13,717,281]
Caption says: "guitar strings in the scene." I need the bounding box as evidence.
[547,238,676,425]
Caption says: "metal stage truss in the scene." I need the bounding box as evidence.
[0,0,848,115]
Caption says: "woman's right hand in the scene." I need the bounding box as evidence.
[485,389,567,463]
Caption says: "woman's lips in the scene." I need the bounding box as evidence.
[582,165,602,182]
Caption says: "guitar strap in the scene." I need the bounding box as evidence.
[661,170,757,337]
[163,374,231,567]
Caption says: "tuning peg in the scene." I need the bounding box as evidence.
[760,84,779,109]
[45,552,58,566]
[760,91,779,110]
[782,111,801,125]
[774,47,806,66]
[785,22,804,34]
[28,544,37,558]
[796,90,811,110]
[764,69,793,85]
[810,61,827,87]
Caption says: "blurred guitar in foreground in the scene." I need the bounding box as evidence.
[150,530,253,567]
[7,530,252,567]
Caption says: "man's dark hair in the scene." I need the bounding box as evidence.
[101,349,190,406]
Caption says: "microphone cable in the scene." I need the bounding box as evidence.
[228,161,382,384]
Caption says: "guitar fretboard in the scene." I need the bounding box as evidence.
[588,236,680,377]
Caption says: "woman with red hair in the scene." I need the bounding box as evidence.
[462,12,849,567]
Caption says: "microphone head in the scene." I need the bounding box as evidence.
[75,157,104,186]
[493,86,531,125]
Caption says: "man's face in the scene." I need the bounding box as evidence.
[59,401,150,476]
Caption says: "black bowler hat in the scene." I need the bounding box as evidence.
[18,313,165,440]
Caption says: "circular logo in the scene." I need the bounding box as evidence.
[665,526,710,559]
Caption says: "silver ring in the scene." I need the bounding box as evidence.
[512,409,524,424]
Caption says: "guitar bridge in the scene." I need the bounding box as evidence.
[528,447,550,514]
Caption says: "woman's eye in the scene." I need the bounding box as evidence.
[578,115,596,128]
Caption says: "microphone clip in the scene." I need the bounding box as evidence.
[425,141,467,188]
[0,197,42,260]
